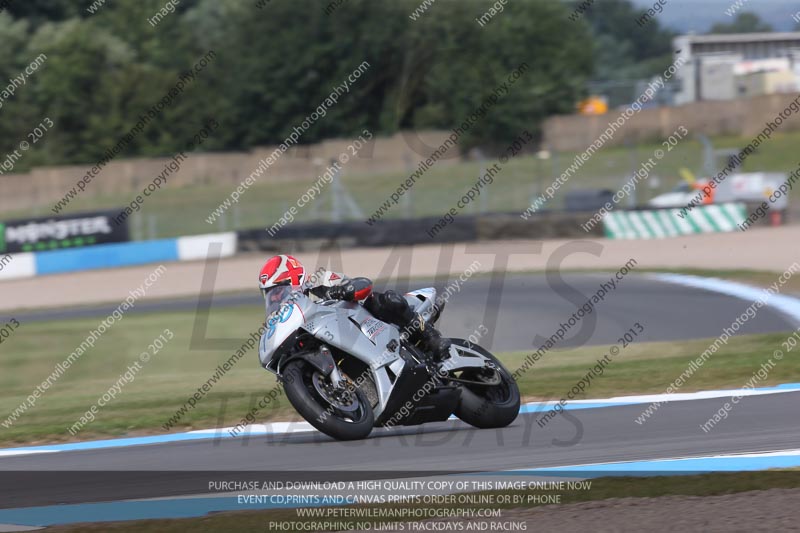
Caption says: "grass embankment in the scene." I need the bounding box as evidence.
[9,130,800,239]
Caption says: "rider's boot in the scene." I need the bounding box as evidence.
[407,314,451,362]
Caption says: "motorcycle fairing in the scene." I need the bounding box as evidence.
[299,301,403,418]
[257,287,496,422]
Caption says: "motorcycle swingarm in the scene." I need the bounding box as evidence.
[440,342,494,373]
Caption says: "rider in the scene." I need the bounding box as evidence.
[258,254,451,361]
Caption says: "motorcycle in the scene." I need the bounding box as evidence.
[258,285,520,441]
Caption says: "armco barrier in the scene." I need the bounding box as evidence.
[603,203,746,239]
[237,217,477,252]
[0,232,237,280]
[236,212,603,252]
[477,212,603,240]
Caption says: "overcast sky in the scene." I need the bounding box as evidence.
[628,0,797,33]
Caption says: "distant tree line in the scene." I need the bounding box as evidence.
[0,0,685,169]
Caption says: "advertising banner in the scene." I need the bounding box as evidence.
[0,210,130,253]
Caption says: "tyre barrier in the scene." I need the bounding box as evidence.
[603,203,747,240]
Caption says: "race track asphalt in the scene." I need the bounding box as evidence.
[1,392,798,508]
[5,273,796,353]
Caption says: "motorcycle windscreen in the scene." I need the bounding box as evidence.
[261,285,305,357]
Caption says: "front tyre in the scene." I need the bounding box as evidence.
[451,341,520,429]
[282,360,374,441]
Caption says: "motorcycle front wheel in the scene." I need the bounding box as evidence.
[450,341,521,429]
[282,360,374,441]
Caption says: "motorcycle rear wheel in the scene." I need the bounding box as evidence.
[450,341,521,429]
[282,360,374,441]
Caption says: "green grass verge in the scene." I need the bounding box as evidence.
[11,130,800,239]
[507,328,798,400]
[1,303,797,445]
[45,471,800,532]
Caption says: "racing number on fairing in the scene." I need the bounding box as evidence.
[266,303,295,339]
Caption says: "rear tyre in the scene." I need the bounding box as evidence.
[282,360,374,441]
[451,341,520,429]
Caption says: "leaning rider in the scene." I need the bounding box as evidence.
[258,254,451,361]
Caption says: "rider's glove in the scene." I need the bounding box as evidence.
[327,284,356,301]
[310,284,355,301]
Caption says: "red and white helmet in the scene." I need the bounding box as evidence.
[258,255,306,296]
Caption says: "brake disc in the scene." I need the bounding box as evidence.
[312,372,359,412]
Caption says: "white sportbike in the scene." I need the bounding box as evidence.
[259,286,520,440]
